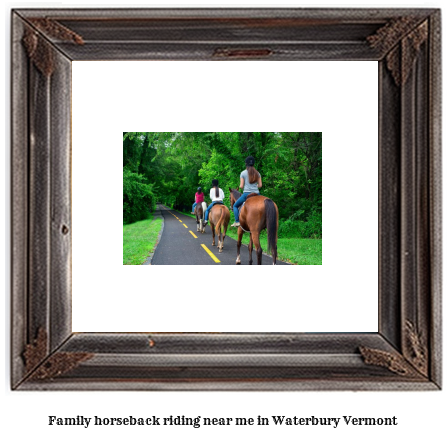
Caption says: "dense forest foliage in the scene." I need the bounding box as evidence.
[123,132,322,238]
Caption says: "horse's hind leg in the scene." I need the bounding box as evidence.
[248,234,253,265]
[201,217,206,233]
[219,230,223,251]
[217,227,223,252]
[220,219,228,251]
[211,224,216,246]
[236,227,243,264]
[221,228,226,250]
[251,231,262,265]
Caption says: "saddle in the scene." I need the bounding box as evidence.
[238,193,258,212]
[195,202,207,217]
[211,201,224,209]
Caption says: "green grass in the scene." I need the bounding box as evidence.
[226,227,322,265]
[123,215,163,265]
[274,237,322,265]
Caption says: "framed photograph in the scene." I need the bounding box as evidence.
[11,8,441,390]
[121,131,322,267]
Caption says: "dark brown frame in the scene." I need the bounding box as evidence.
[11,8,441,390]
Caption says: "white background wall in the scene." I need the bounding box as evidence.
[2,1,445,438]
[72,60,378,333]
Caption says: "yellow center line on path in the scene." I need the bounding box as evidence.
[189,231,198,238]
[183,224,188,228]
[201,244,221,263]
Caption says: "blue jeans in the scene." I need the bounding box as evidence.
[205,201,221,220]
[233,192,250,222]
[192,202,197,212]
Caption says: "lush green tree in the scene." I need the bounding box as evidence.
[123,168,156,224]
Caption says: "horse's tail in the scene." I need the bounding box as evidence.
[215,206,225,232]
[264,198,278,255]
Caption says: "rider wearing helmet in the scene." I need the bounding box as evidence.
[231,156,262,227]
[191,187,204,214]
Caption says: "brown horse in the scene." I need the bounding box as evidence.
[206,203,230,253]
[229,188,278,265]
[194,201,207,233]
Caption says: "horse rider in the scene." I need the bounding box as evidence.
[231,156,262,227]
[191,187,204,214]
[202,179,225,226]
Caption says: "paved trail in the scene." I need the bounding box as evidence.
[150,204,287,265]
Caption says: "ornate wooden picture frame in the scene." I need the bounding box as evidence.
[11,8,441,390]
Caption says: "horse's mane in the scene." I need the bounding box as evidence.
[231,189,242,200]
